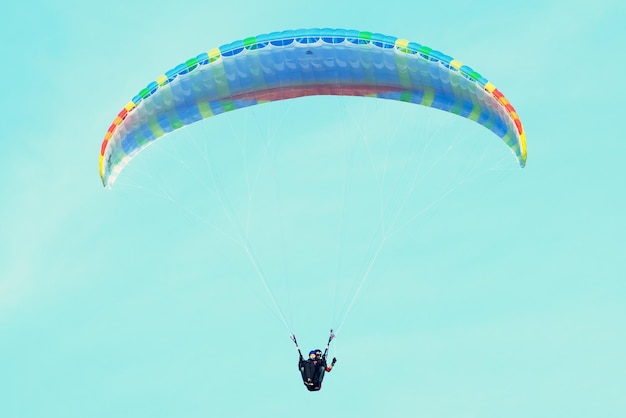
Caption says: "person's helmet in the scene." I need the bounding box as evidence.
[309,350,317,356]
[315,349,322,356]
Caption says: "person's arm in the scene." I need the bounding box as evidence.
[325,357,337,372]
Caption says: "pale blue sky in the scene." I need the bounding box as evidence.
[1,1,625,417]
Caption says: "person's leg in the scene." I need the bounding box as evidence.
[313,365,325,385]
[303,362,315,384]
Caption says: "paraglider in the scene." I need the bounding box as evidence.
[98,28,527,392]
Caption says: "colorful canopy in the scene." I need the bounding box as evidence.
[99,28,526,187]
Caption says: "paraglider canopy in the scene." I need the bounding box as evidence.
[99,28,526,187]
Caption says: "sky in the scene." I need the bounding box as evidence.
[1,0,625,417]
